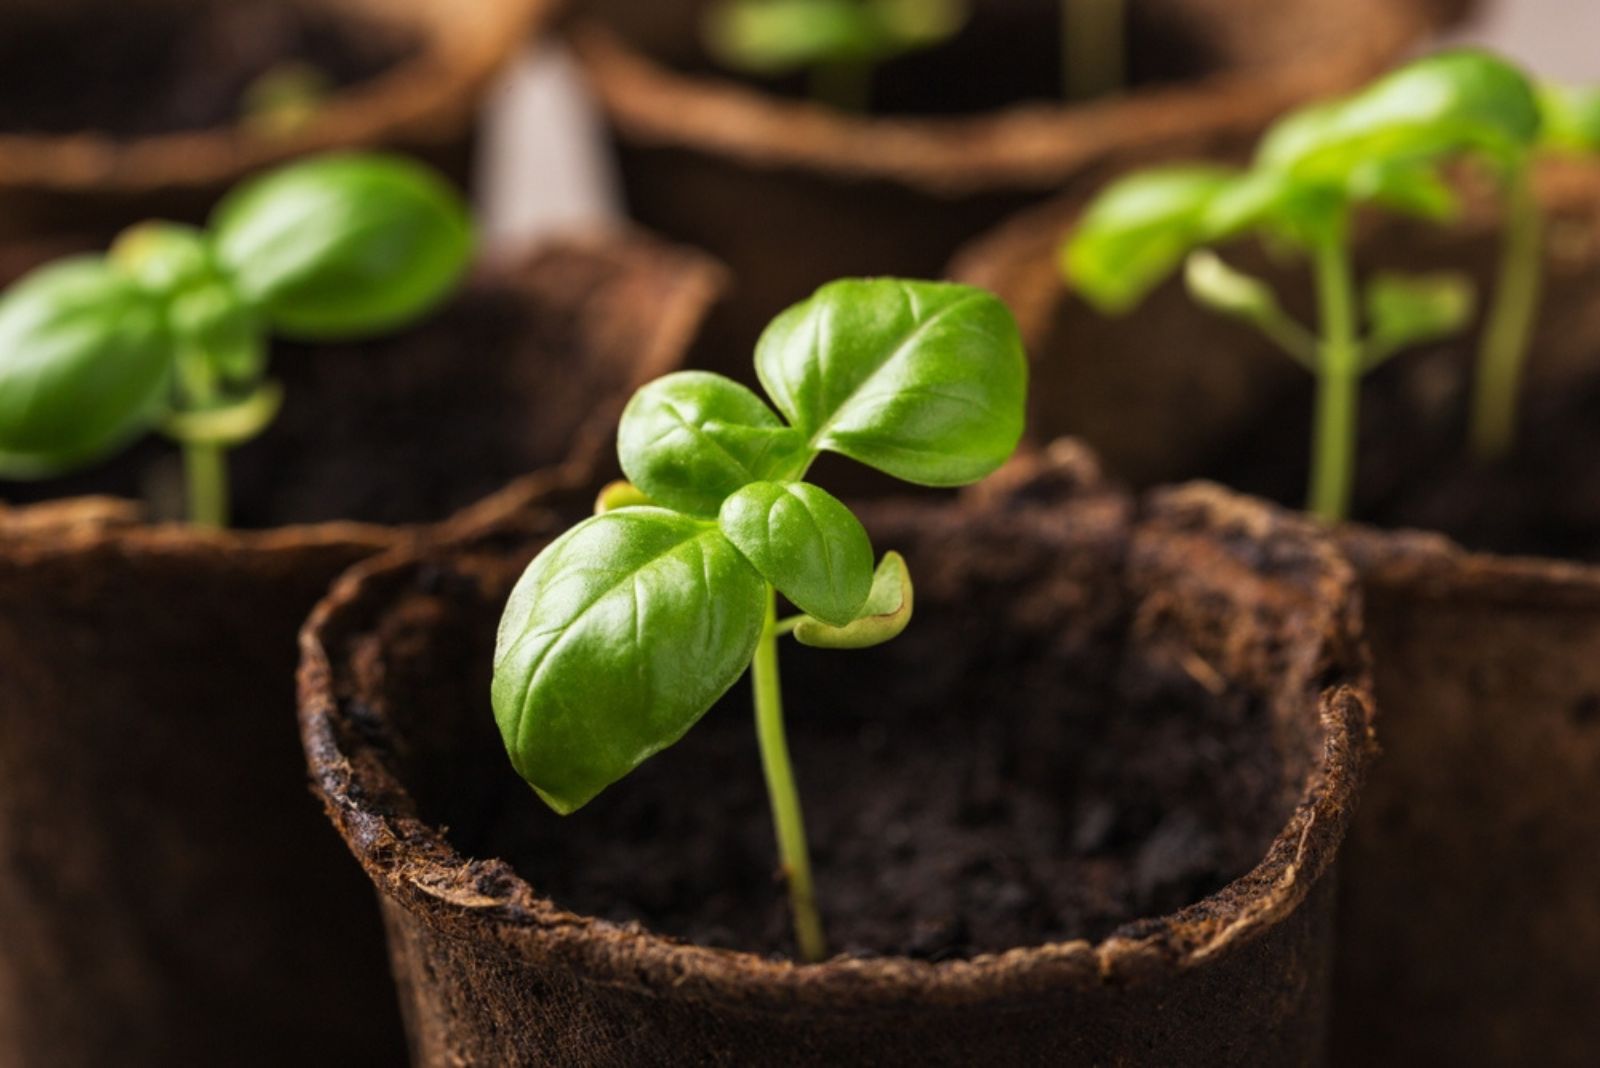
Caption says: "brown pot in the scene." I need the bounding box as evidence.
[0,231,721,1068]
[567,0,1456,378]
[952,162,1600,1065]
[0,0,551,245]
[298,444,1373,1066]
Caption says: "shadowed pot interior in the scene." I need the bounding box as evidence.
[568,0,1457,378]
[951,160,1600,1066]
[0,0,551,243]
[0,233,719,1068]
[299,447,1373,1066]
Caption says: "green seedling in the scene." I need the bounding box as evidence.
[703,0,968,110]
[0,153,471,527]
[241,62,335,137]
[1061,50,1546,521]
[492,278,1027,961]
[704,0,1126,110]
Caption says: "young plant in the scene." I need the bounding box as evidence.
[0,153,471,527]
[703,0,968,110]
[1061,50,1541,521]
[492,278,1027,961]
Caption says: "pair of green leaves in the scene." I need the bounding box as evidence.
[704,0,968,75]
[0,153,471,479]
[492,279,1026,814]
[1062,50,1542,316]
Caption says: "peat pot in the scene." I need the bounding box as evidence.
[0,232,720,1068]
[952,161,1600,1065]
[567,0,1460,376]
[0,0,550,246]
[299,445,1374,1066]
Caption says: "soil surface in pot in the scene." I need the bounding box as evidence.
[589,0,1219,116]
[377,501,1298,961]
[0,0,416,137]
[0,267,628,527]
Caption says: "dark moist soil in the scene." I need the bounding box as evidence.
[383,506,1294,961]
[1199,339,1600,563]
[609,0,1208,116]
[0,277,617,528]
[0,0,416,137]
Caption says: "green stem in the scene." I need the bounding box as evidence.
[1470,166,1542,460]
[809,60,872,112]
[183,442,230,528]
[1062,0,1127,102]
[172,347,232,528]
[1308,226,1361,523]
[751,589,827,962]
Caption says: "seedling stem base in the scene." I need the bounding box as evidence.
[752,588,827,962]
[1471,166,1542,460]
[1309,228,1360,522]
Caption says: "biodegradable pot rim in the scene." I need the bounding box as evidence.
[297,454,1375,1013]
[0,227,724,563]
[0,0,555,193]
[567,0,1438,197]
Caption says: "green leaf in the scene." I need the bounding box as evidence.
[1364,271,1476,364]
[160,381,284,448]
[1539,82,1600,152]
[754,279,1027,486]
[492,508,768,814]
[703,0,965,73]
[1183,250,1317,369]
[718,480,873,626]
[108,222,213,297]
[1184,249,1283,323]
[1062,166,1241,312]
[593,480,654,513]
[794,551,913,649]
[1262,50,1542,180]
[0,257,173,478]
[211,153,472,339]
[617,370,809,517]
[1347,158,1461,222]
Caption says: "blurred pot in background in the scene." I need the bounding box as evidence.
[0,231,721,1067]
[0,0,551,253]
[565,0,1465,379]
[952,159,1600,1067]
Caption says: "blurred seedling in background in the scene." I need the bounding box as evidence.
[491,278,1028,961]
[0,153,472,527]
[1061,50,1558,521]
[241,62,335,137]
[703,0,1126,110]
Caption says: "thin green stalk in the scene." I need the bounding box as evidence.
[1309,227,1361,523]
[1062,0,1126,102]
[751,589,827,963]
[183,442,230,528]
[1470,165,1542,460]
[173,347,232,528]
[809,60,872,112]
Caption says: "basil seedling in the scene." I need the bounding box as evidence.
[493,279,1027,961]
[703,0,968,110]
[0,153,471,527]
[1060,50,1548,521]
